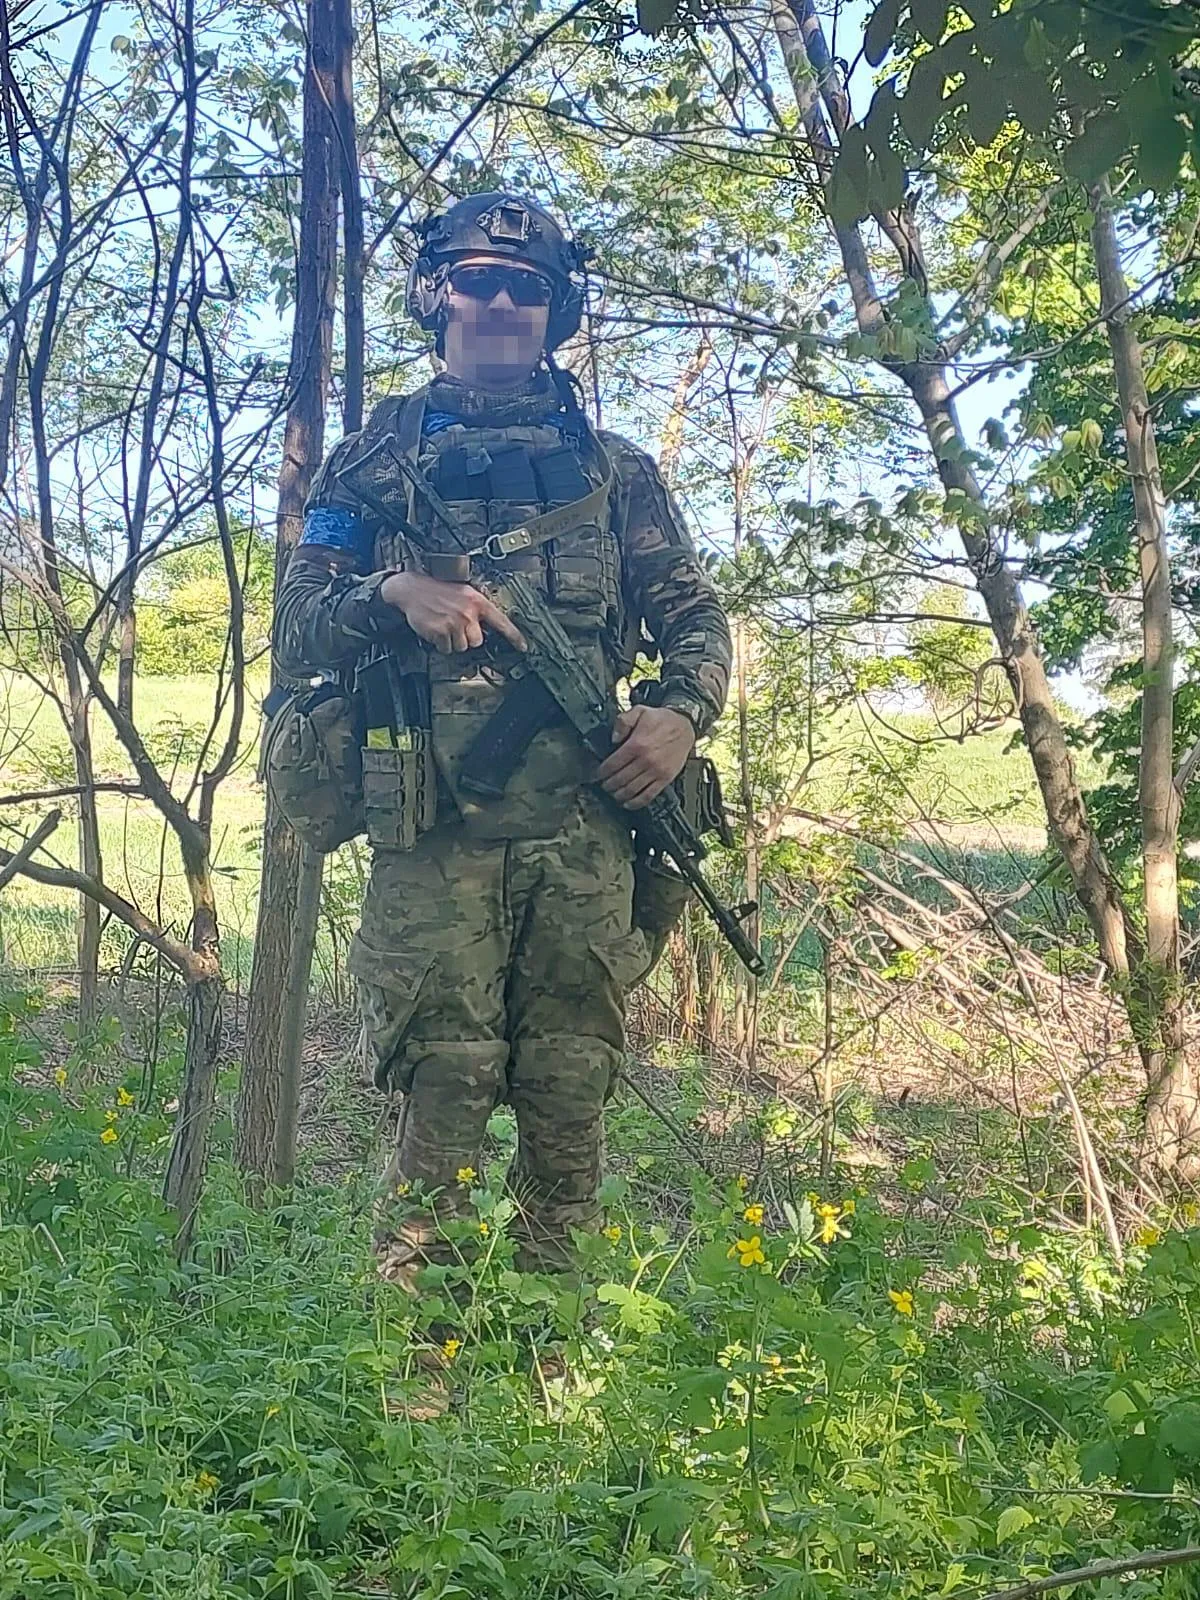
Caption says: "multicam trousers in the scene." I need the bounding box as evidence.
[349,793,651,1285]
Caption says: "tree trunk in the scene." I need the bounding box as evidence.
[76,763,102,1030]
[658,332,712,487]
[331,0,363,433]
[164,962,223,1257]
[1090,178,1199,1180]
[164,866,223,1256]
[236,0,340,1189]
[237,800,300,1187]
[673,910,699,1035]
[274,845,324,1187]
[699,941,725,1054]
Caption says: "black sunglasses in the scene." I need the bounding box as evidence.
[448,263,554,308]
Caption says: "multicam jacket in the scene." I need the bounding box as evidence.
[273,371,731,838]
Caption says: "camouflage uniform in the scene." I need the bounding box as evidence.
[274,370,731,1281]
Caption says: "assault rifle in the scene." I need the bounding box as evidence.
[335,434,765,979]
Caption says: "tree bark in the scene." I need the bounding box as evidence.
[164,960,223,1257]
[236,0,340,1190]
[658,331,712,487]
[1089,178,1198,1179]
[75,731,102,1030]
[331,0,363,433]
[273,845,324,1187]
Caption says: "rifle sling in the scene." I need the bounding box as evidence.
[479,474,611,560]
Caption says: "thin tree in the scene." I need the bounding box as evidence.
[760,0,1199,1176]
[236,0,350,1190]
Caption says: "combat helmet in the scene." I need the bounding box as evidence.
[406,192,588,353]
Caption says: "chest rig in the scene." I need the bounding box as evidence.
[368,389,634,840]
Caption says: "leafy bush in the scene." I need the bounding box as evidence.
[135,533,273,677]
[2,1001,1199,1598]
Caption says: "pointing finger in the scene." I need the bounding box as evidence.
[480,596,527,653]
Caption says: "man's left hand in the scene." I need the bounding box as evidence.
[597,704,695,811]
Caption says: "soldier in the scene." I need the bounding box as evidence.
[274,192,731,1305]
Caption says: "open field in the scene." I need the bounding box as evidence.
[0,671,1077,986]
[0,670,269,981]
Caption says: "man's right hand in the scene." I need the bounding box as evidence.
[379,570,527,656]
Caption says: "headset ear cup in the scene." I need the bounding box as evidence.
[547,283,583,351]
[406,260,442,330]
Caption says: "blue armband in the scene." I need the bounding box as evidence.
[301,505,372,563]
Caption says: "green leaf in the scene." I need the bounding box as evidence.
[1159,1401,1200,1460]
[636,0,678,34]
[1118,1433,1176,1494]
[596,1282,670,1335]
[829,130,869,224]
[864,0,902,67]
[984,418,1009,452]
[899,53,946,150]
[996,1505,1034,1543]
[964,70,1010,150]
[910,0,948,45]
[1080,1439,1119,1482]
[1078,419,1103,456]
[1064,112,1131,183]
[1136,114,1186,193]
[1103,1388,1138,1424]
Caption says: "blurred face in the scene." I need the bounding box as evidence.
[440,252,553,389]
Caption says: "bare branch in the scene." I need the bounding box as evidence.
[0,807,60,894]
[972,1545,1200,1600]
[0,829,196,978]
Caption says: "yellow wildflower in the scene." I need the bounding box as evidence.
[603,1224,622,1243]
[393,1181,410,1197]
[1135,1224,1162,1249]
[841,1198,856,1215]
[104,1108,118,1123]
[456,1166,476,1186]
[54,1067,67,1087]
[478,1221,489,1237]
[265,1404,280,1418]
[441,1337,462,1361]
[727,1234,766,1268]
[888,1288,914,1317]
[817,1203,841,1244]
[742,1203,764,1226]
[735,1174,749,1192]
[116,1087,135,1107]
[1181,1200,1200,1226]
[195,1470,219,1492]
[100,1126,118,1145]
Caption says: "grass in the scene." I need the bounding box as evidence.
[2,1000,1200,1599]
[0,670,267,980]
